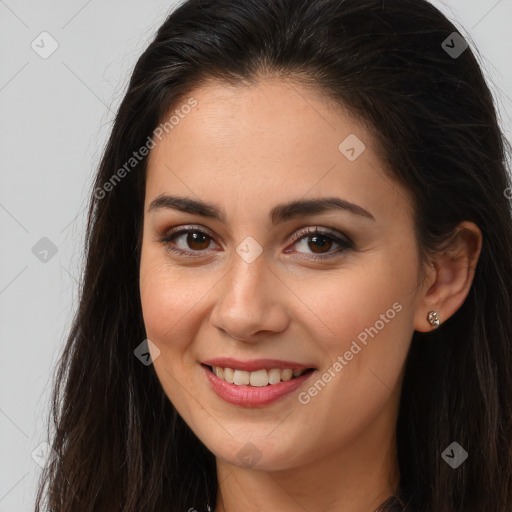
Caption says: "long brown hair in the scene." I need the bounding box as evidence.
[35,0,512,510]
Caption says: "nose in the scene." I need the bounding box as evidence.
[209,253,290,343]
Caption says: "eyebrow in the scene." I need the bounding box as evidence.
[148,194,375,224]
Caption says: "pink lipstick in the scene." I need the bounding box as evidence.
[201,361,316,407]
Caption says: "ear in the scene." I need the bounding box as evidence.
[414,221,482,332]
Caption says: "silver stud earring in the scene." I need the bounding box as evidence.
[427,310,440,328]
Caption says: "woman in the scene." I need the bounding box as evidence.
[35,0,512,511]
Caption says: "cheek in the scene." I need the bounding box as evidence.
[302,255,415,345]
[139,236,189,338]
[284,258,416,455]
[296,251,418,408]
[138,257,208,414]
[140,264,202,348]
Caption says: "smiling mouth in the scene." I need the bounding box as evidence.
[203,364,316,387]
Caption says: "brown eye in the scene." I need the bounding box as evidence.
[183,231,211,250]
[305,234,334,254]
[159,225,353,260]
[288,227,353,260]
[159,227,216,256]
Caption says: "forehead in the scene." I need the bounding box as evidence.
[145,78,412,227]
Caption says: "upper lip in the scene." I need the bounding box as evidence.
[201,357,316,372]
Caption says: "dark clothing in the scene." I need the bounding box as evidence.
[388,501,416,512]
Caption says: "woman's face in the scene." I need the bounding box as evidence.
[139,78,426,471]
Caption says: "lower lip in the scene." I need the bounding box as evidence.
[202,364,315,407]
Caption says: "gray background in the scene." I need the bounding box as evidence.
[1,0,511,510]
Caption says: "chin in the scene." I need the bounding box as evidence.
[199,431,308,472]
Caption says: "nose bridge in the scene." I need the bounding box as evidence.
[222,230,270,301]
[210,245,289,340]
[222,247,272,313]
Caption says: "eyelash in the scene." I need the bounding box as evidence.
[158,225,354,261]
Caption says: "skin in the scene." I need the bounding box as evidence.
[139,78,482,512]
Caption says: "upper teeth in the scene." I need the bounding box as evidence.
[212,367,307,386]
